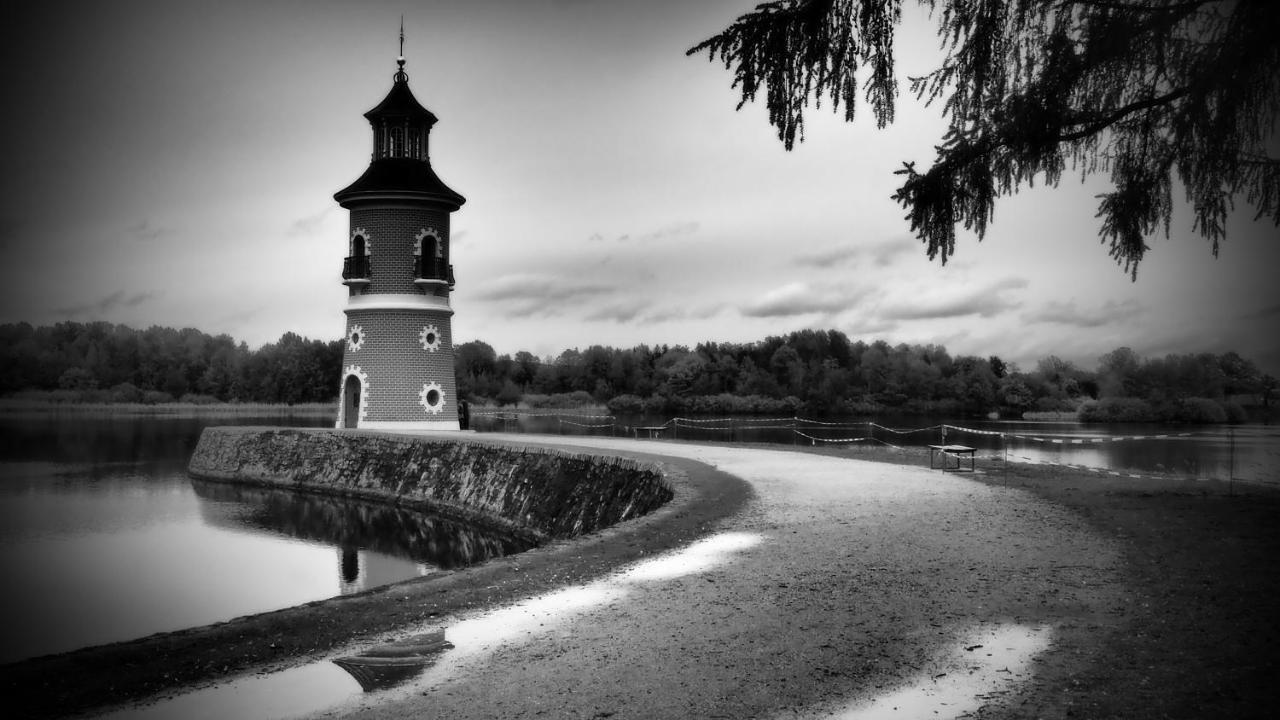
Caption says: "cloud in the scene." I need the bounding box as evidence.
[475,273,613,318]
[842,315,900,337]
[881,277,1028,321]
[794,237,916,269]
[794,245,861,267]
[585,304,643,323]
[1243,302,1280,320]
[1024,299,1145,327]
[288,207,334,237]
[590,221,700,244]
[741,282,868,318]
[126,220,170,243]
[56,290,156,317]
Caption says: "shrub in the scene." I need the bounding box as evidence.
[142,390,175,405]
[1033,396,1077,412]
[179,393,221,405]
[607,394,646,415]
[58,367,98,391]
[1219,400,1248,424]
[110,382,144,403]
[1079,397,1155,422]
[1169,397,1227,424]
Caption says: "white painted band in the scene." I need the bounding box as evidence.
[356,420,461,431]
[344,293,454,314]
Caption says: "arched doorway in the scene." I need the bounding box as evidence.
[342,375,361,428]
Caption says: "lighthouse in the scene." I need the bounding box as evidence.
[334,30,465,430]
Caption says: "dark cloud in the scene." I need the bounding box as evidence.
[1244,302,1280,319]
[585,304,642,323]
[882,277,1028,321]
[794,245,860,268]
[1024,299,1145,327]
[843,315,900,336]
[794,237,915,269]
[741,283,868,318]
[589,221,700,244]
[475,274,613,318]
[56,290,155,317]
[126,220,170,243]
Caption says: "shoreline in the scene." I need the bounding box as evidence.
[6,440,753,720]
[0,399,336,417]
[7,439,1278,719]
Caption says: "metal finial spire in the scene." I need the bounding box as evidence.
[394,16,407,81]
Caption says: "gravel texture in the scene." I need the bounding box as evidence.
[18,434,1276,719]
[316,435,1128,720]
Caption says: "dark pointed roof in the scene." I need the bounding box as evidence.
[364,77,438,125]
[335,158,465,208]
[334,52,465,209]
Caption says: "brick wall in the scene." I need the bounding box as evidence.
[342,309,458,423]
[349,205,451,296]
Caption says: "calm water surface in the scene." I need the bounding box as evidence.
[474,413,1279,485]
[0,414,529,664]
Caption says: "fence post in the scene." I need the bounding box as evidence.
[792,417,797,445]
[672,418,678,441]
[1228,425,1235,496]
[1002,433,1008,484]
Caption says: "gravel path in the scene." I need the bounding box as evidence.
[317,436,1127,720]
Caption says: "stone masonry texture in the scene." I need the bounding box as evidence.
[188,428,675,541]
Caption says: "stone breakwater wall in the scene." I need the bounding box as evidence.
[187,427,674,543]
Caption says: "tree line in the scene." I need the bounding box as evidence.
[0,322,343,404]
[455,330,1275,422]
[2,322,1273,421]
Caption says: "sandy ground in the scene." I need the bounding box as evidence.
[21,434,1275,719]
[310,435,1127,720]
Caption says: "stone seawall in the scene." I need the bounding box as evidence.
[187,427,674,542]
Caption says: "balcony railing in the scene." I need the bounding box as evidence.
[414,256,455,287]
[342,255,370,282]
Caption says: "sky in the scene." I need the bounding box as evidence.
[2,0,1277,375]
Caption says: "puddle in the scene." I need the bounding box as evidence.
[90,532,763,719]
[93,663,361,720]
[812,623,1053,720]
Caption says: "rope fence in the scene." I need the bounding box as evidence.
[467,410,1253,486]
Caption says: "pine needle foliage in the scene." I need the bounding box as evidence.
[689,0,1280,278]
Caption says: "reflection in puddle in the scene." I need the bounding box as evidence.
[94,663,360,720]
[332,629,454,692]
[352,531,764,707]
[91,532,763,720]
[814,623,1053,720]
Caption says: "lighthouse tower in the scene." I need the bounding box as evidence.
[334,32,465,430]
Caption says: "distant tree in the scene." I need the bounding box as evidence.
[495,379,522,407]
[988,355,1007,380]
[690,0,1279,277]
[58,367,98,391]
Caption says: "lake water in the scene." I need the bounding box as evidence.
[3,410,1274,666]
[0,414,530,664]
[472,412,1279,486]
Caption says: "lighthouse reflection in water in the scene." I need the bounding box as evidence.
[192,478,533,596]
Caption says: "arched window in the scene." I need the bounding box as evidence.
[390,128,404,158]
[352,234,367,257]
[408,129,421,160]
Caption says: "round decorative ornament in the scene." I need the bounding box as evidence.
[419,381,446,414]
[419,324,441,352]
